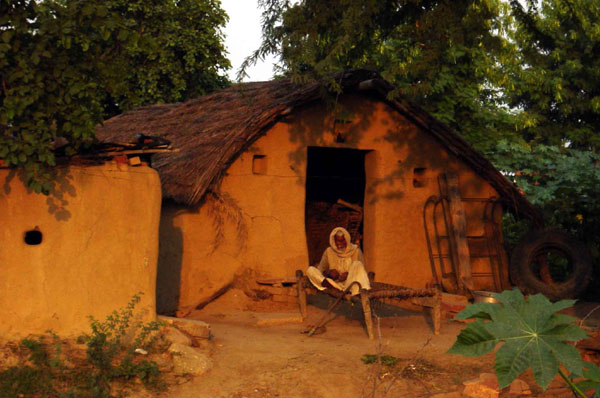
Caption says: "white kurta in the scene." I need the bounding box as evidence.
[307,227,371,295]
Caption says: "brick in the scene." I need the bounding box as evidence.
[128,156,141,166]
[255,313,303,326]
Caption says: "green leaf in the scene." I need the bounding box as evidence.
[448,289,587,390]
[529,340,558,390]
[447,319,499,357]
[2,30,13,43]
[576,362,600,395]
[494,337,533,388]
[455,302,497,320]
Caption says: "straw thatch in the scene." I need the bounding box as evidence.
[96,69,540,223]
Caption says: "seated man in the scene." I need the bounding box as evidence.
[306,227,371,296]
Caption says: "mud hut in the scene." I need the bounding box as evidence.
[96,69,539,315]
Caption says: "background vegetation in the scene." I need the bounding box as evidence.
[1,0,230,192]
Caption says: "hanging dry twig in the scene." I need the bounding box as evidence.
[206,190,248,253]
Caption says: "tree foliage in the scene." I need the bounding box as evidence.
[499,0,600,271]
[251,0,600,152]
[248,0,521,151]
[490,143,600,234]
[0,0,229,192]
[507,0,600,150]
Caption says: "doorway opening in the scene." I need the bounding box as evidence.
[305,146,369,266]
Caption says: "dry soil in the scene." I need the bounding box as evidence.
[161,288,495,398]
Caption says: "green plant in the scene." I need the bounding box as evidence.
[0,334,69,397]
[361,354,400,367]
[448,288,600,397]
[0,294,165,398]
[0,365,55,397]
[80,293,162,396]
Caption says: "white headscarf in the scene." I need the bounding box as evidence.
[328,227,358,258]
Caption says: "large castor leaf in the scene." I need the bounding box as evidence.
[448,289,588,390]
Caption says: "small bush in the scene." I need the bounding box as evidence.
[0,365,55,397]
[0,293,165,398]
[361,354,400,367]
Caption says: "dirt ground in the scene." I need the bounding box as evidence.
[160,289,497,398]
[2,289,597,397]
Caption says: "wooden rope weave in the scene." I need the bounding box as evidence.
[303,279,437,299]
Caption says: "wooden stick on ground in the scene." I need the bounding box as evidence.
[304,282,360,336]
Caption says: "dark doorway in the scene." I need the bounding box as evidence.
[305,147,368,266]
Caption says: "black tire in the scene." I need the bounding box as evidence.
[509,228,593,300]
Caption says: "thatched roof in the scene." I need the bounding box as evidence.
[96,69,540,223]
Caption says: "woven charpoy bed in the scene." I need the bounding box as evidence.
[295,270,442,339]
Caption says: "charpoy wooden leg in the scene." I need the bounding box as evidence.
[296,270,307,320]
[360,289,374,340]
[432,287,441,335]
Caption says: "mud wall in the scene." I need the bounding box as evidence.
[0,163,161,338]
[157,94,500,313]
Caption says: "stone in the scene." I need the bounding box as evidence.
[509,379,531,395]
[158,315,211,339]
[162,325,193,346]
[153,353,174,373]
[463,374,499,398]
[255,313,304,326]
[463,383,499,398]
[430,392,461,398]
[168,343,213,376]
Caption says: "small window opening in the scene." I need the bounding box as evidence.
[413,167,427,188]
[252,155,267,175]
[24,228,43,245]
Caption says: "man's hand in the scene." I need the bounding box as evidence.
[338,272,348,282]
[327,269,340,281]
[322,278,334,288]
